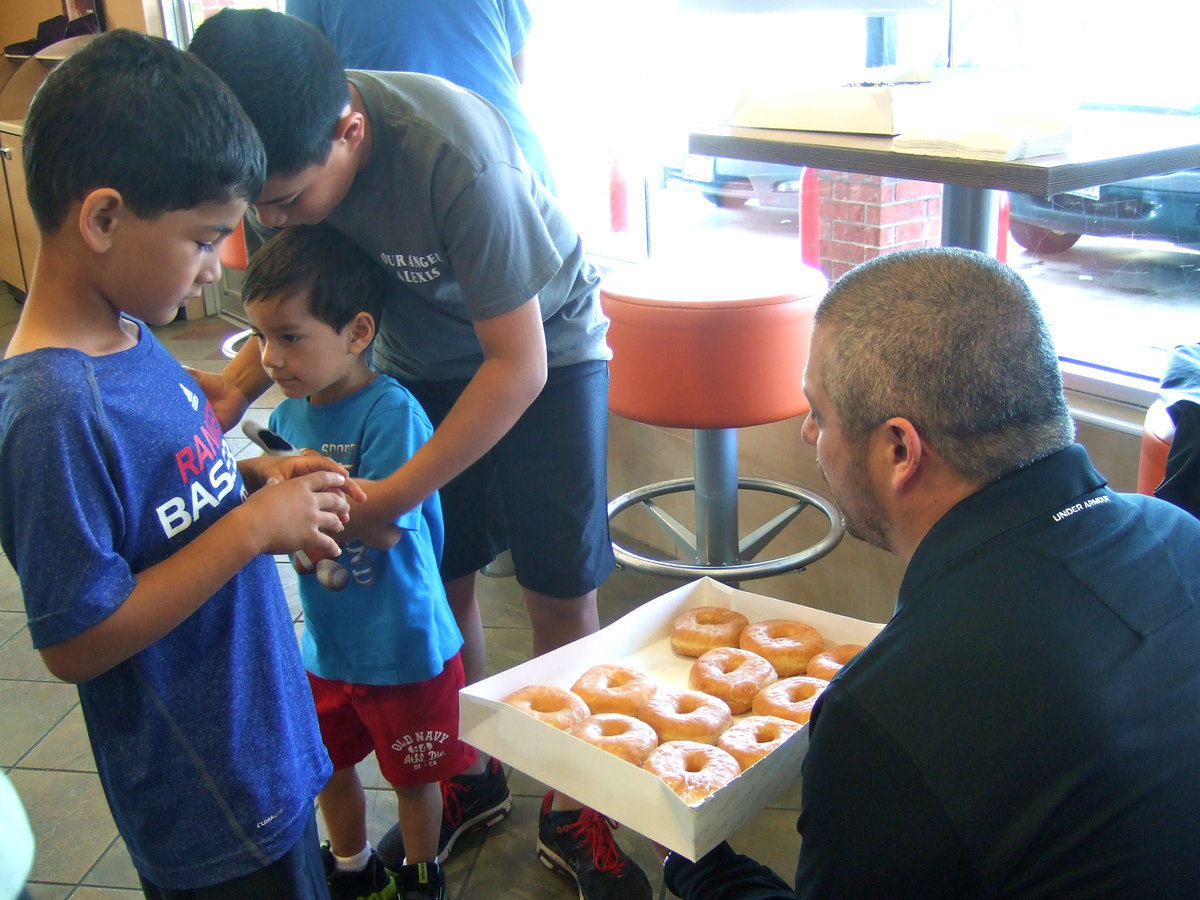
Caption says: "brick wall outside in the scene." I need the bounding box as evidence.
[815,171,942,280]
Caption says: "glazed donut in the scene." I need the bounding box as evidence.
[717,715,801,770]
[503,684,589,731]
[643,740,740,805]
[739,619,825,677]
[806,644,865,681]
[689,647,777,714]
[571,663,657,715]
[637,688,732,745]
[751,676,828,725]
[568,713,659,766]
[670,606,750,657]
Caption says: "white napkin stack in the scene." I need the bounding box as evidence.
[892,113,1074,161]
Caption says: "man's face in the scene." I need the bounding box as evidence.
[801,326,893,552]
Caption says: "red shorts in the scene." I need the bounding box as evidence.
[306,654,477,787]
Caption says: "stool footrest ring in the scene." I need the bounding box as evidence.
[607,476,844,582]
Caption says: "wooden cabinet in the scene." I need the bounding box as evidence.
[0,35,95,294]
[0,130,36,291]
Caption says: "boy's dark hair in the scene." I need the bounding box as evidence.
[22,29,265,234]
[189,9,349,177]
[243,224,389,333]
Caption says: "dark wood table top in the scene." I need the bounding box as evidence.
[689,110,1200,198]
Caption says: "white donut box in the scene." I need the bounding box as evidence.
[459,577,885,861]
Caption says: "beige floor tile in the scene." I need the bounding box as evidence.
[0,680,77,766]
[10,768,117,886]
[482,623,533,677]
[20,705,96,773]
[0,609,25,643]
[82,838,141,890]
[23,884,72,899]
[0,557,27,612]
[0,626,57,682]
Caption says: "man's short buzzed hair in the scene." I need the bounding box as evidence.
[815,247,1075,485]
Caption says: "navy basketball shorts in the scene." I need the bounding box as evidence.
[406,359,615,598]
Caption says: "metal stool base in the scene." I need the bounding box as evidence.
[607,475,844,582]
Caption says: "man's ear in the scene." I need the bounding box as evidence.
[347,311,376,353]
[879,416,924,493]
[78,188,125,253]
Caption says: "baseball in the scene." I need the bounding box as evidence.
[292,549,316,575]
[316,558,350,592]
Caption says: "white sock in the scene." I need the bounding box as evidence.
[334,844,372,873]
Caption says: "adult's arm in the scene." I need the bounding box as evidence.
[792,685,969,897]
[186,336,274,433]
[666,684,970,898]
[506,0,533,82]
[340,296,547,542]
[665,843,794,899]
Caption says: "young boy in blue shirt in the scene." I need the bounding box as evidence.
[0,30,362,898]
[242,225,477,900]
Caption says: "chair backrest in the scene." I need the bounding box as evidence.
[1136,398,1176,495]
[220,219,248,271]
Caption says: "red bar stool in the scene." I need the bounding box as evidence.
[602,259,843,582]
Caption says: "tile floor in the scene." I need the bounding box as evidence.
[0,293,805,899]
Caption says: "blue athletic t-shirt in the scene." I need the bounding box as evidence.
[269,374,461,684]
[0,322,331,890]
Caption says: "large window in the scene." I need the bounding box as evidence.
[163,0,283,45]
[522,0,1200,403]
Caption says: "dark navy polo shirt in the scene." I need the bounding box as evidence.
[668,444,1200,898]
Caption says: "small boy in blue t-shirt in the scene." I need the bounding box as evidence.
[0,31,363,898]
[242,224,485,900]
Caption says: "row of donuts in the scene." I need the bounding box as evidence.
[671,605,862,680]
[671,606,864,722]
[502,672,797,805]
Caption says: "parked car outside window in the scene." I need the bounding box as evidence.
[1008,95,1200,254]
[662,155,804,210]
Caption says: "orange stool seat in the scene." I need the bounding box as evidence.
[602,260,843,582]
[603,264,822,429]
[1137,398,1176,495]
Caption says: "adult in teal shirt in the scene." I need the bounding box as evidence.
[285,0,555,190]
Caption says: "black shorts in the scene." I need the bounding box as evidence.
[406,360,615,598]
[137,811,326,899]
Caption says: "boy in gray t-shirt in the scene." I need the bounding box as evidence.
[190,9,651,900]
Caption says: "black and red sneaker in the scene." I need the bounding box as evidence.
[378,758,511,869]
[535,792,652,900]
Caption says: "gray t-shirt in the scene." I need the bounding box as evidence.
[329,70,609,381]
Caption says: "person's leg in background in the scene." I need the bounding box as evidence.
[500,361,652,900]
